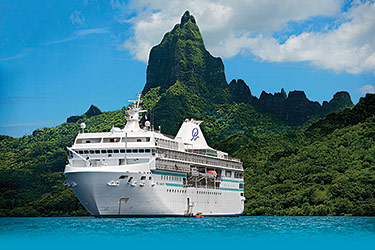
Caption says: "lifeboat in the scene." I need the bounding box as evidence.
[206,170,217,177]
[193,212,204,218]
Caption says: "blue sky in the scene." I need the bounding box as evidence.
[1,0,374,137]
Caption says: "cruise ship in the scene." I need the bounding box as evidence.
[64,95,245,217]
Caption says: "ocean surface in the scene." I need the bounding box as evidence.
[1,217,374,250]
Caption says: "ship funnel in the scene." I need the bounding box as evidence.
[176,119,209,149]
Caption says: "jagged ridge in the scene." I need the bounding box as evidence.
[143,11,353,129]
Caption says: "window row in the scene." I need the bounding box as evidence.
[76,137,151,144]
[155,138,178,150]
[74,148,155,155]
[161,175,182,182]
[197,191,221,195]
[127,176,152,183]
[167,189,186,193]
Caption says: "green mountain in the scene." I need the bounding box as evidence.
[143,11,228,97]
[67,105,102,123]
[255,90,353,126]
[0,11,372,217]
[143,11,353,134]
[215,94,375,215]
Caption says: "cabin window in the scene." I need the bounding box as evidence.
[89,150,94,154]
[225,171,232,177]
[120,149,125,153]
[128,177,133,182]
[234,172,243,179]
[84,150,89,154]
[132,149,138,153]
[137,139,142,142]
[95,150,100,154]
[145,149,151,153]
[103,138,120,143]
[239,183,244,189]
[119,175,128,179]
[126,149,131,153]
[78,150,83,154]
[114,149,119,153]
[76,138,101,144]
[107,150,113,154]
[139,149,145,153]
[101,150,107,154]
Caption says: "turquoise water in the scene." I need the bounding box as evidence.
[1,217,374,249]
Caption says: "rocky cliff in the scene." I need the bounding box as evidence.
[142,11,353,129]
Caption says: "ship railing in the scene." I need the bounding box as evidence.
[155,161,190,173]
[185,149,242,163]
[156,148,243,170]
[196,184,220,189]
[227,156,241,163]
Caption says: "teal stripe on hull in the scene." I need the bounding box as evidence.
[165,183,184,187]
[221,179,244,183]
[220,188,244,192]
[152,171,186,177]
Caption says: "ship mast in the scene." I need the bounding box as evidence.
[124,93,147,132]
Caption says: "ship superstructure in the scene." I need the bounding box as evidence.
[64,95,244,217]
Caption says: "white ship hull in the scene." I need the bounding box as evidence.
[65,163,244,217]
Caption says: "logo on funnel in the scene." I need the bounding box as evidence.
[191,128,199,141]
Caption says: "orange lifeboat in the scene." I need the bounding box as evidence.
[193,212,204,218]
[206,170,217,177]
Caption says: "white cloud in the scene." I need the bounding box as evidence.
[119,0,375,75]
[46,28,109,45]
[240,2,375,74]
[69,10,86,26]
[359,84,375,94]
[119,0,341,61]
